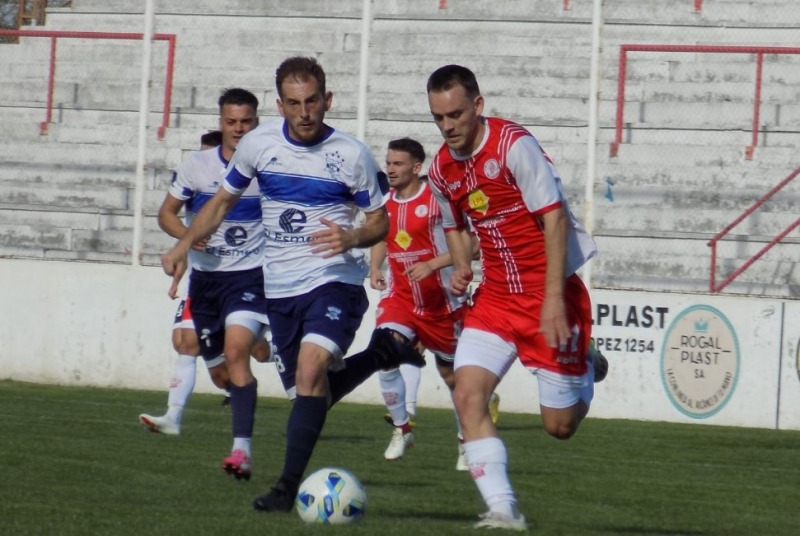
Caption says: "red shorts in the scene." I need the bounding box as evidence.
[172,297,194,329]
[465,274,592,376]
[376,297,465,357]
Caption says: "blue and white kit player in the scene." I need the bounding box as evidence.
[144,87,269,481]
[160,58,424,506]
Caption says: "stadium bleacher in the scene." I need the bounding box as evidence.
[0,0,797,296]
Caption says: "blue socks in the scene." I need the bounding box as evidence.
[229,379,257,438]
[281,395,328,486]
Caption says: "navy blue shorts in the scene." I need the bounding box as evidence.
[267,282,369,393]
[188,267,269,362]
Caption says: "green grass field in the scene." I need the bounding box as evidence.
[1,380,798,535]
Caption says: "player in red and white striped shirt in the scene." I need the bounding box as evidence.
[369,137,472,464]
[426,64,606,531]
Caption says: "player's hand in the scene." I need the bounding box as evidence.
[370,270,387,291]
[190,236,209,252]
[161,246,188,300]
[449,267,473,297]
[406,261,434,282]
[310,218,356,258]
[539,294,571,349]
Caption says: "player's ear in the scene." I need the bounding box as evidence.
[276,98,285,118]
[324,91,333,112]
[413,161,422,175]
[474,94,484,116]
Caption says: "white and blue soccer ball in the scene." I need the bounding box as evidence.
[295,467,367,524]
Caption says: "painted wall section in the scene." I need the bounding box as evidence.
[0,259,795,430]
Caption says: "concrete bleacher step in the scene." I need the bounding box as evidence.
[595,206,800,236]
[0,139,181,169]
[0,162,138,187]
[605,143,797,168]
[595,162,800,190]
[592,234,800,287]
[0,182,129,210]
[58,0,800,27]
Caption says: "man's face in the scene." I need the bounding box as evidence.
[218,104,258,154]
[385,149,421,190]
[428,84,484,156]
[277,76,332,143]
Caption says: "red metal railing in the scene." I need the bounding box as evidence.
[610,44,800,160]
[0,29,176,140]
[707,167,800,293]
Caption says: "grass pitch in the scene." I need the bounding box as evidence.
[1,380,798,535]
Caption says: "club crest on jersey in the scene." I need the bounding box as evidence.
[324,150,345,180]
[414,205,428,218]
[468,189,489,214]
[483,159,501,179]
[394,229,412,250]
[325,306,342,321]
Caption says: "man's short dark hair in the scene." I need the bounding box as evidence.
[388,137,426,164]
[218,87,259,112]
[200,130,222,148]
[275,56,327,99]
[426,64,480,98]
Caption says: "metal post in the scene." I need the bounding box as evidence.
[356,0,373,142]
[131,0,156,266]
[582,0,605,289]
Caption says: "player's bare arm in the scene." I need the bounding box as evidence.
[407,230,476,281]
[161,187,241,297]
[311,208,389,259]
[369,240,388,290]
[539,206,570,348]
[157,194,208,252]
[444,228,473,296]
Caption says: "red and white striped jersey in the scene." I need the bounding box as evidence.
[383,181,465,316]
[427,117,596,294]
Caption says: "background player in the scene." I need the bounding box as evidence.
[141,88,270,482]
[426,64,607,530]
[369,137,481,465]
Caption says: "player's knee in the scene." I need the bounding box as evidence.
[251,339,271,362]
[208,367,229,390]
[543,420,578,440]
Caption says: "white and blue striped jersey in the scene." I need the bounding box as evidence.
[224,118,389,298]
[168,146,264,272]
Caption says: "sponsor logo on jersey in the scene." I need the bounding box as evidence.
[278,208,307,233]
[224,225,248,247]
[394,229,412,250]
[484,159,501,179]
[468,189,489,215]
[660,305,739,419]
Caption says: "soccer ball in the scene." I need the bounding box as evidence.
[295,467,367,524]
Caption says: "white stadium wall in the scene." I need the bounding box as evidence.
[0,259,797,431]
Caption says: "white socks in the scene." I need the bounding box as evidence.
[464,437,519,517]
[166,354,197,424]
[379,368,409,426]
[399,363,421,416]
[232,437,251,456]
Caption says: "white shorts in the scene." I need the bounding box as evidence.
[455,327,594,410]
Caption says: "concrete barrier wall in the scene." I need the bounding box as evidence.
[0,258,797,430]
